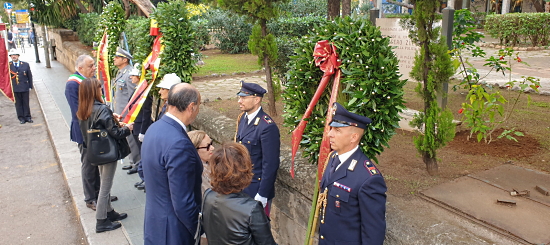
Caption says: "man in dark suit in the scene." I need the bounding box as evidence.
[9,52,33,124]
[64,55,103,211]
[319,102,387,245]
[235,81,280,216]
[142,83,203,245]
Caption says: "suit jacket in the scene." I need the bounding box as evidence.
[64,72,84,144]
[10,61,33,93]
[132,95,153,136]
[142,115,203,245]
[235,108,280,200]
[319,149,387,245]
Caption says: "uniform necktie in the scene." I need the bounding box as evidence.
[330,156,340,177]
[15,62,19,68]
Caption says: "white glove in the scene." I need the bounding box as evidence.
[138,133,145,142]
[254,193,268,208]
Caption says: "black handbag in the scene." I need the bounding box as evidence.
[86,128,119,166]
[86,105,123,166]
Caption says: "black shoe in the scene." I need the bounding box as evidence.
[136,183,145,190]
[110,195,118,202]
[19,120,26,124]
[86,201,97,211]
[26,119,33,123]
[122,165,133,170]
[107,210,128,222]
[134,180,144,188]
[127,167,138,175]
[96,219,122,233]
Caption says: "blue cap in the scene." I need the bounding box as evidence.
[237,81,266,97]
[115,47,133,59]
[329,102,372,129]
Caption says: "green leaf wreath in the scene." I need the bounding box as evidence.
[283,16,407,164]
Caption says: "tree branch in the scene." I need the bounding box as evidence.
[128,0,155,17]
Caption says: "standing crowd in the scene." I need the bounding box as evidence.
[52,48,388,244]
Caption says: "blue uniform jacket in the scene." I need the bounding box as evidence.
[132,95,153,136]
[64,72,84,144]
[235,108,281,200]
[142,115,203,245]
[10,61,33,92]
[319,150,387,245]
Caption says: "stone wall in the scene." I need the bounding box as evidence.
[46,28,92,73]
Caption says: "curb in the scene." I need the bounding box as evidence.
[33,78,131,245]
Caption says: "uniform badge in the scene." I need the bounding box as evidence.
[263,115,273,124]
[335,200,340,208]
[333,182,351,192]
[332,103,337,115]
[348,159,357,171]
[254,117,260,125]
[364,160,380,175]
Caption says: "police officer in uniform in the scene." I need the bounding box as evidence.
[319,102,387,245]
[235,81,280,216]
[112,47,140,172]
[9,52,33,124]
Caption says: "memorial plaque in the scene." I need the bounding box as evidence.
[377,18,419,81]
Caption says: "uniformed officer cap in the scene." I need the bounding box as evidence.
[129,68,140,76]
[237,81,266,97]
[9,52,19,56]
[115,47,133,60]
[329,102,372,129]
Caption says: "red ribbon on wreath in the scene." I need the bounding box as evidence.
[290,40,342,180]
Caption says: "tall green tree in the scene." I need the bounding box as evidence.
[408,0,456,175]
[217,0,288,116]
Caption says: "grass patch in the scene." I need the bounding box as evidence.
[194,49,261,77]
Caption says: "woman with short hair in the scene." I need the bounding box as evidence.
[202,142,276,245]
[77,77,133,233]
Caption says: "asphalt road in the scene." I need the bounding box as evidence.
[0,91,87,244]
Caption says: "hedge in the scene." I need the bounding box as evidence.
[485,13,550,47]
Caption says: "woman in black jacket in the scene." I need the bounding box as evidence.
[77,77,134,233]
[202,142,276,245]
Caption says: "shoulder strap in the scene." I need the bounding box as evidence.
[194,188,213,245]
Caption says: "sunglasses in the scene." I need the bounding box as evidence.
[197,140,213,151]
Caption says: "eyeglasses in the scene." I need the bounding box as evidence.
[197,140,213,151]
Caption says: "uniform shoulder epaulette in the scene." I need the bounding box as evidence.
[364,160,380,175]
[263,115,273,124]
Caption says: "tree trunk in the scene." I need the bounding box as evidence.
[328,0,341,20]
[422,151,438,175]
[260,20,277,117]
[74,0,89,13]
[129,0,155,17]
[526,0,544,12]
[122,0,131,19]
[342,0,351,16]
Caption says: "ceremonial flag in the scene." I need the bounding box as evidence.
[0,34,14,102]
[120,34,164,123]
[96,31,112,102]
[290,40,341,179]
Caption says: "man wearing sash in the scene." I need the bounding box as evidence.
[235,81,280,216]
[318,102,387,245]
[64,55,105,211]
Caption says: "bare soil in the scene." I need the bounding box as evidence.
[205,75,550,197]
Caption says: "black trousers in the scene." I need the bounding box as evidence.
[78,144,101,203]
[14,91,31,121]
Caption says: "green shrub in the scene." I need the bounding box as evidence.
[267,16,325,37]
[485,13,550,47]
[125,16,154,66]
[206,9,252,54]
[276,0,326,17]
[192,18,210,50]
[283,16,406,164]
[76,13,100,46]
